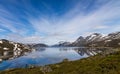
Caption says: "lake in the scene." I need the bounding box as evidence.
[0,47,108,70]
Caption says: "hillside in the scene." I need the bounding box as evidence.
[0,39,32,51]
[0,39,32,62]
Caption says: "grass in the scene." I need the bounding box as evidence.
[0,48,120,74]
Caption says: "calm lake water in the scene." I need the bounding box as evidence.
[0,47,107,70]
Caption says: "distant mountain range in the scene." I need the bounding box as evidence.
[28,43,48,49]
[0,31,120,49]
[54,32,120,47]
[51,41,72,47]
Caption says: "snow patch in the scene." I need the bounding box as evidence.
[3,47,9,50]
[0,41,3,44]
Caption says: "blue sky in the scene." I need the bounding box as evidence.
[0,0,120,45]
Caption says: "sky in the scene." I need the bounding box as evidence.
[0,0,120,45]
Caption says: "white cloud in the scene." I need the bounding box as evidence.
[26,0,120,45]
[0,5,29,34]
[7,34,42,44]
[1,0,120,45]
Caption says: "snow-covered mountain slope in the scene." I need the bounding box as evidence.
[73,32,120,47]
[0,39,31,51]
[85,33,103,42]
[0,39,33,62]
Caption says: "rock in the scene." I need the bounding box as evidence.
[40,66,52,74]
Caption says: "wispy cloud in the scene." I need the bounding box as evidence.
[27,0,120,44]
[0,0,120,44]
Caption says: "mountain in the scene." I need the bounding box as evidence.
[52,32,120,47]
[0,39,33,62]
[72,36,86,46]
[85,33,102,42]
[32,43,48,48]
[0,39,31,51]
[1,31,119,49]
[73,32,120,47]
[51,41,72,47]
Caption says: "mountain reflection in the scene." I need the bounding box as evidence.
[35,47,46,52]
[59,47,109,56]
[0,47,110,63]
[0,49,31,62]
[0,47,111,70]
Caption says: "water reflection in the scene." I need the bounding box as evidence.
[59,47,108,56]
[0,47,109,63]
[0,49,31,62]
[35,47,46,52]
[0,47,110,70]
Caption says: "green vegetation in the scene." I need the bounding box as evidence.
[0,48,120,74]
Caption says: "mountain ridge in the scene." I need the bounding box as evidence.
[0,31,120,48]
[54,31,120,47]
